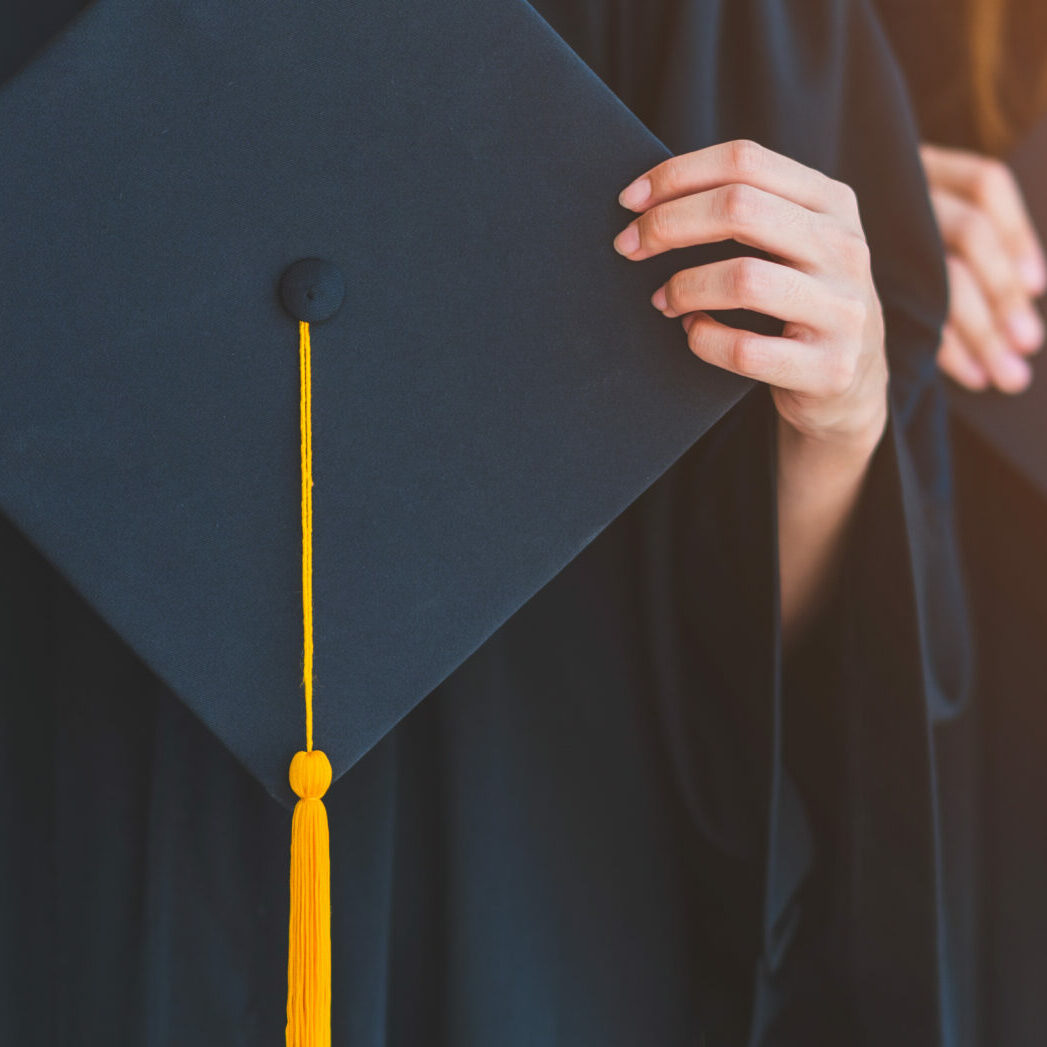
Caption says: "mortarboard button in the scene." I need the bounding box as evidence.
[279,258,345,324]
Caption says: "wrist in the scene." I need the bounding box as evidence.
[777,401,887,468]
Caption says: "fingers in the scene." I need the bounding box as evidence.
[651,257,854,331]
[947,256,1032,392]
[679,311,854,397]
[921,144,1047,295]
[931,188,1045,351]
[618,139,861,227]
[612,139,886,433]
[937,324,988,391]
[613,183,836,271]
[922,147,1046,392]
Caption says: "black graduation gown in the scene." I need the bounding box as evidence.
[0,1,968,1044]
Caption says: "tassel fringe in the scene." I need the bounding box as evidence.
[286,749,333,1047]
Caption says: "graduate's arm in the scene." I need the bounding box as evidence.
[614,139,888,646]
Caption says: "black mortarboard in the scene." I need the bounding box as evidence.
[949,114,1047,489]
[0,0,751,803]
[0,0,756,1034]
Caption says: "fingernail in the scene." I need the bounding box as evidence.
[651,286,667,311]
[613,224,640,256]
[1006,308,1044,351]
[1019,255,1047,295]
[997,352,1032,392]
[681,314,696,334]
[619,177,651,210]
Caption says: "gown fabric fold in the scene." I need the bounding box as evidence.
[873,3,1047,1043]
[0,0,970,1043]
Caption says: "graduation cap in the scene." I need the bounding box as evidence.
[948,113,1047,485]
[0,0,754,1040]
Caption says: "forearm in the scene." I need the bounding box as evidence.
[776,412,885,647]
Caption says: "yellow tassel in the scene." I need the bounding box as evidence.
[287,749,333,1047]
[286,318,332,1046]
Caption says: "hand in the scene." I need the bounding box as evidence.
[614,139,887,456]
[921,143,1047,393]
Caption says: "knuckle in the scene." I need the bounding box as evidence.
[686,318,708,357]
[982,265,1012,299]
[664,271,690,312]
[839,231,871,271]
[725,138,764,178]
[720,183,760,228]
[834,179,860,214]
[950,284,993,340]
[821,353,858,397]
[641,205,675,248]
[970,316,997,346]
[972,157,1012,205]
[654,158,684,197]
[729,257,769,300]
[955,209,988,253]
[836,294,869,331]
[636,208,664,249]
[729,332,764,375]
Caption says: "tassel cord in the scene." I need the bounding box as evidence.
[299,319,315,753]
[287,319,332,1047]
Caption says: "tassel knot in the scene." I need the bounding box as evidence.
[289,749,332,800]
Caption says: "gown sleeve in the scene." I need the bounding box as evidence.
[765,2,974,1043]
